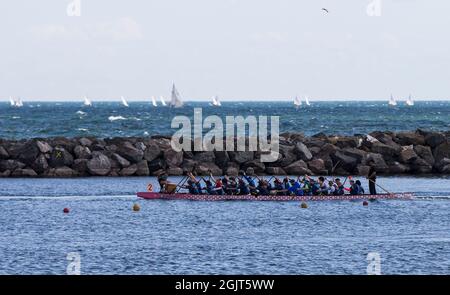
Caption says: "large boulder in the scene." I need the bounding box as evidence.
[116,141,144,163]
[414,145,435,166]
[434,158,450,173]
[225,166,239,176]
[111,153,130,168]
[425,132,446,148]
[73,159,89,175]
[331,150,359,172]
[410,158,433,174]
[395,132,425,146]
[79,137,93,147]
[284,160,311,175]
[334,137,359,149]
[0,146,9,159]
[276,145,297,167]
[294,142,313,161]
[308,158,327,175]
[366,153,389,173]
[341,148,366,162]
[265,167,286,175]
[74,145,92,159]
[167,167,184,176]
[214,151,230,167]
[148,159,166,174]
[229,151,254,164]
[399,146,418,163]
[49,147,74,168]
[143,142,161,162]
[119,164,137,176]
[136,160,150,176]
[36,140,53,153]
[10,142,40,165]
[12,168,38,177]
[242,160,265,174]
[0,160,25,172]
[370,132,398,148]
[315,143,337,159]
[54,166,77,177]
[388,162,409,174]
[164,150,183,168]
[0,170,11,177]
[193,151,215,163]
[370,142,398,157]
[33,154,49,173]
[355,165,370,176]
[433,142,450,163]
[195,163,222,175]
[48,137,76,153]
[87,152,111,176]
[181,159,197,173]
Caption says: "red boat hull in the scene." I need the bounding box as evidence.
[136,192,413,201]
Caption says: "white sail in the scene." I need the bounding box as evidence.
[83,95,92,106]
[15,98,23,107]
[9,96,15,106]
[159,96,167,106]
[304,96,311,106]
[121,96,129,107]
[406,95,414,106]
[170,84,184,108]
[388,94,397,106]
[151,96,158,107]
[211,95,221,106]
[293,96,302,107]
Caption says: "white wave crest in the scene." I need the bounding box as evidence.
[108,115,126,121]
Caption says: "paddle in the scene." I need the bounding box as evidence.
[369,179,392,195]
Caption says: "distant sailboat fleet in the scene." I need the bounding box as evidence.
[5,89,418,108]
[9,96,23,107]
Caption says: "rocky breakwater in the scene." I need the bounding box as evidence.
[1,129,450,178]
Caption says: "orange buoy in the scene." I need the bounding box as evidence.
[133,203,140,212]
[63,208,70,213]
[363,201,369,206]
[300,202,308,209]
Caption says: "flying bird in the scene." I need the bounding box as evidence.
[322,8,329,13]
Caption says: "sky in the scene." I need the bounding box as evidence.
[1,0,449,101]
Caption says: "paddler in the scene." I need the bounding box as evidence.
[366,159,377,195]
[157,173,169,193]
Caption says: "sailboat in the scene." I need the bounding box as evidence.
[405,95,414,106]
[388,94,397,106]
[121,96,129,107]
[170,84,184,108]
[211,95,221,107]
[15,98,23,107]
[9,96,15,106]
[159,96,167,106]
[151,96,158,107]
[83,95,92,106]
[304,96,311,106]
[293,96,302,108]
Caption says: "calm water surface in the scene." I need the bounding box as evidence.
[0,176,449,274]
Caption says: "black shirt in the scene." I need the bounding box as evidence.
[368,166,376,181]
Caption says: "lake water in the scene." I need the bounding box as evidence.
[1,101,450,139]
[0,176,449,274]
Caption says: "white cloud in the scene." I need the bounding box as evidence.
[29,17,144,41]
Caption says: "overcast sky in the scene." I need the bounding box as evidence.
[1,0,449,101]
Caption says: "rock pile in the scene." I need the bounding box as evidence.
[1,129,449,177]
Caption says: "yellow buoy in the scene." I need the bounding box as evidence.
[300,202,308,209]
[133,203,140,212]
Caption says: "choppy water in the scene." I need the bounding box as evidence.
[0,176,449,274]
[1,101,450,139]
